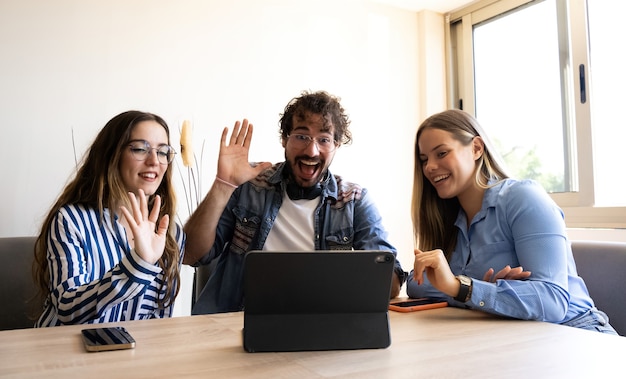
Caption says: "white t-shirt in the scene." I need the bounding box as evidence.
[263,193,319,251]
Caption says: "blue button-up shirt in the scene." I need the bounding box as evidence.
[407,179,595,324]
[192,162,406,314]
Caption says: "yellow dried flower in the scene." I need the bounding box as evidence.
[180,120,193,167]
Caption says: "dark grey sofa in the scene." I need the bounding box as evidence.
[571,240,626,336]
[1,236,624,334]
[0,236,39,330]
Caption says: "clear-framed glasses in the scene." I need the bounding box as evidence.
[288,134,337,153]
[127,140,176,165]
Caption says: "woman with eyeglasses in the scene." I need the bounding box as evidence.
[33,110,184,327]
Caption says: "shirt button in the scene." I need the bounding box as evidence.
[479,301,485,307]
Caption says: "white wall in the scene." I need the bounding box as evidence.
[5,1,618,318]
[0,0,432,316]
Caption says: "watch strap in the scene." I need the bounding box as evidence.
[454,275,472,302]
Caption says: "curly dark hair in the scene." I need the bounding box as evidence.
[279,90,352,145]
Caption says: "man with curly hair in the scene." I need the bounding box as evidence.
[185,90,407,314]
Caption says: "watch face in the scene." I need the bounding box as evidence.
[459,275,471,285]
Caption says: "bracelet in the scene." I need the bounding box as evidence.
[215,176,238,189]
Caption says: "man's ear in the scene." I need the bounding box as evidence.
[473,136,485,160]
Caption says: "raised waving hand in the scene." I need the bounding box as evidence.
[120,189,168,265]
[215,119,272,188]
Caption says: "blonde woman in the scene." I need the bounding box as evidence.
[408,109,616,334]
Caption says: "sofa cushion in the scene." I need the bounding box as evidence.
[571,240,626,336]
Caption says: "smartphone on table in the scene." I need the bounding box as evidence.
[389,298,448,312]
[81,326,136,352]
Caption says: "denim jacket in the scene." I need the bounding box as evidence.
[192,162,406,314]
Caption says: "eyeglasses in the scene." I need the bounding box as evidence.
[288,134,337,153]
[127,140,176,165]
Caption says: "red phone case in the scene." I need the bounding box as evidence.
[388,298,448,312]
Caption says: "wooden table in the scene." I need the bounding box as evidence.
[1,307,623,378]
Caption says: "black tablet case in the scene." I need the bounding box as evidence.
[242,250,394,352]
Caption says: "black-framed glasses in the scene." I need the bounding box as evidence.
[287,134,337,153]
[127,140,176,165]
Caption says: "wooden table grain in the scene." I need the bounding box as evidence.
[1,307,623,378]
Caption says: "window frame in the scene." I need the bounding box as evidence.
[445,0,626,228]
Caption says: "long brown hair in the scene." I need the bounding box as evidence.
[411,109,508,259]
[32,111,181,315]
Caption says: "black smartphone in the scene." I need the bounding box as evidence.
[81,326,136,352]
[389,298,448,312]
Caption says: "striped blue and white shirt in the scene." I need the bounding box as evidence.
[36,203,185,327]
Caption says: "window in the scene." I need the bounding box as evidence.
[586,1,626,207]
[473,0,567,193]
[447,0,626,228]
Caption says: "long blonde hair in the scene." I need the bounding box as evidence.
[411,109,508,259]
[32,111,181,316]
